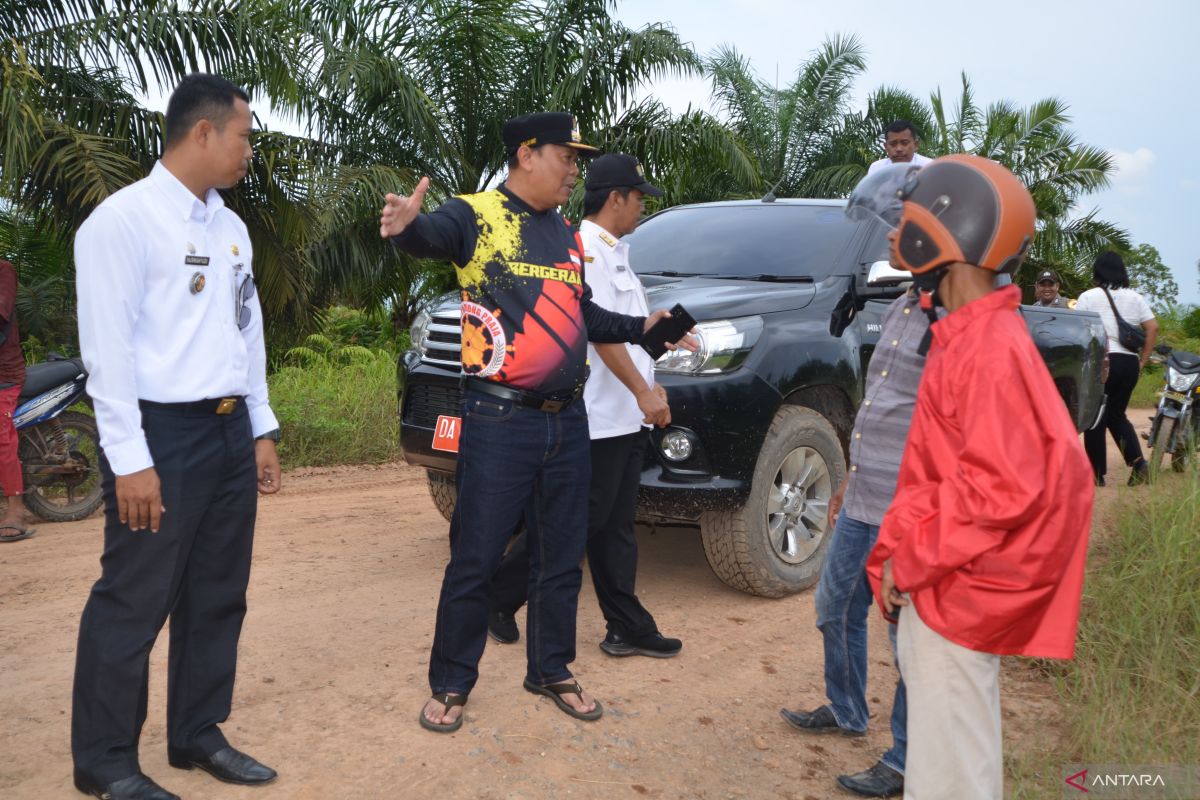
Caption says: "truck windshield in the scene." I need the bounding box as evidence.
[626,204,858,281]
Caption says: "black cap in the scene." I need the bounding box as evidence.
[502,112,600,157]
[584,153,663,197]
[1036,270,1060,284]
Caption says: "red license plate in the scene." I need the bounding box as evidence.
[432,415,462,453]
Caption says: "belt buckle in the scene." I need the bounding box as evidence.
[540,398,564,413]
[215,397,238,415]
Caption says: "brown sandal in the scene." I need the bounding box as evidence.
[523,678,603,721]
[418,693,466,733]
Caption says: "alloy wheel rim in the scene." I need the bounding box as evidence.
[765,446,832,565]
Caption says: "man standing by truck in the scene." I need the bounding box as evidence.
[380,114,691,731]
[487,153,683,659]
[867,120,932,176]
[778,286,930,797]
[865,155,1093,799]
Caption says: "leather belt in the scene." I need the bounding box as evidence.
[139,397,243,415]
[462,378,582,414]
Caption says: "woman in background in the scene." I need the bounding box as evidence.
[1075,251,1159,486]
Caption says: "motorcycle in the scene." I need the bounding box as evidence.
[1146,344,1200,473]
[14,355,103,522]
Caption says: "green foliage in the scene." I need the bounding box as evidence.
[1183,306,1200,340]
[268,347,397,468]
[1123,243,1180,312]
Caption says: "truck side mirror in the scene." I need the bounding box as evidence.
[866,260,912,289]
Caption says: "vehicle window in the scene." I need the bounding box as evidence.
[626,205,858,281]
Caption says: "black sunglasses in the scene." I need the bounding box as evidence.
[235,275,256,330]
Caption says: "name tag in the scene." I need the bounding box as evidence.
[185,255,210,266]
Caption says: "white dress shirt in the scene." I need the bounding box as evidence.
[75,161,277,475]
[867,152,933,175]
[580,219,656,440]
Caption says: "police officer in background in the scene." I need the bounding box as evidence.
[72,74,280,800]
[1033,270,1071,308]
[487,154,683,659]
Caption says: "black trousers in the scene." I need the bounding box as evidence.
[1084,352,1145,479]
[72,402,258,785]
[490,430,657,639]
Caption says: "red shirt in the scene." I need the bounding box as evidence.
[0,261,24,387]
[866,285,1093,658]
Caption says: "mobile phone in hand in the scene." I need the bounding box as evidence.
[641,303,697,360]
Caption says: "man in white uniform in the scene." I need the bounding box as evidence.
[72,74,281,800]
[487,153,682,658]
[867,120,933,175]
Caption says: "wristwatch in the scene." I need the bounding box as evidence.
[255,428,281,442]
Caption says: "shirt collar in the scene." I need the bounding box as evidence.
[580,219,625,252]
[150,161,226,223]
[931,284,1021,346]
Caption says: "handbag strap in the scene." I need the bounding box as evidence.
[1100,287,1129,326]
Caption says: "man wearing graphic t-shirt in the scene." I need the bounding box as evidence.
[380,113,692,732]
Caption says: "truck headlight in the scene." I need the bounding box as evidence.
[1166,366,1200,394]
[409,309,432,355]
[654,316,764,375]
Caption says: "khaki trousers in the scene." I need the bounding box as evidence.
[897,603,1002,800]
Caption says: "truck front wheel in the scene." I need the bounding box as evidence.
[700,406,846,597]
[426,470,457,523]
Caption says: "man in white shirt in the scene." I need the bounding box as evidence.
[866,120,933,175]
[487,153,682,658]
[72,74,280,800]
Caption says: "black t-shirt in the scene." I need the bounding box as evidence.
[393,184,642,395]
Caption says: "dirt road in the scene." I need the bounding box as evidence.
[1,453,1105,799]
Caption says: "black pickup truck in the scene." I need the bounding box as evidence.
[397,198,1108,597]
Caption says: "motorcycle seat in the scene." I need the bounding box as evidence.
[18,359,86,403]
[1168,351,1200,373]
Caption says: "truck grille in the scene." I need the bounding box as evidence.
[419,307,463,369]
[403,383,463,428]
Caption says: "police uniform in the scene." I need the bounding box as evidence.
[72,161,278,786]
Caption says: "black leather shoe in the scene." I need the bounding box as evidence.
[837,761,904,797]
[168,746,277,785]
[1128,460,1150,486]
[599,631,682,658]
[779,705,865,736]
[488,609,519,644]
[74,772,180,800]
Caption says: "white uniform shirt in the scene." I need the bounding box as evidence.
[867,152,933,175]
[580,220,655,441]
[75,161,278,475]
[1074,286,1155,356]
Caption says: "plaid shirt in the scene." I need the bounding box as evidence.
[842,291,934,526]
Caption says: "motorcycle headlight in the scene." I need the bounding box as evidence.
[1166,366,1200,394]
[409,309,432,354]
[654,316,764,375]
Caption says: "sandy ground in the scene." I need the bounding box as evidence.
[0,420,1148,800]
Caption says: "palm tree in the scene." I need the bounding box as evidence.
[284,0,752,327]
[706,35,867,199]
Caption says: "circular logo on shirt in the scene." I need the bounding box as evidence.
[460,301,507,377]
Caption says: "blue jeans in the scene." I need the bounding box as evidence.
[428,389,591,695]
[814,511,907,773]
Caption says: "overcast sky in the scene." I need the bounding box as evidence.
[615,0,1199,305]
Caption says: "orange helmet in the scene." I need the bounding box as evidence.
[848,155,1037,275]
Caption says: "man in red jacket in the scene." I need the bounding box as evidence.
[851,156,1093,799]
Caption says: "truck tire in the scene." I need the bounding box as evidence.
[700,406,846,597]
[426,470,457,523]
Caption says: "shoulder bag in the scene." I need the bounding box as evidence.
[1101,288,1146,353]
